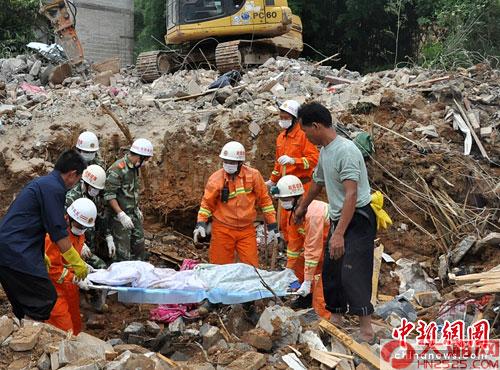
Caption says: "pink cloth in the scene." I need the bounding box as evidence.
[20,82,45,95]
[150,259,200,323]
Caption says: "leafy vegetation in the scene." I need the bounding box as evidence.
[0,0,41,57]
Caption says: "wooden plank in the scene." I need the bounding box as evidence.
[282,353,307,370]
[325,75,353,85]
[371,244,384,305]
[156,353,179,367]
[450,271,500,283]
[314,53,340,66]
[310,349,342,368]
[406,75,451,88]
[171,84,247,102]
[454,99,489,159]
[319,320,380,369]
[330,352,355,360]
[467,283,500,294]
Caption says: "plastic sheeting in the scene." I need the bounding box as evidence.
[88,261,296,305]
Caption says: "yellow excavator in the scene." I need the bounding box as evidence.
[39,0,303,82]
[136,0,304,81]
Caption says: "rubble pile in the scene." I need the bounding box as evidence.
[0,53,498,276]
[0,53,499,368]
[0,304,389,370]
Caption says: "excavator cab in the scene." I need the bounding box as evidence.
[165,0,296,44]
[168,0,250,28]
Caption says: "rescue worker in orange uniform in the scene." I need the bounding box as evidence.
[194,141,279,267]
[273,175,331,319]
[45,198,97,335]
[265,100,319,246]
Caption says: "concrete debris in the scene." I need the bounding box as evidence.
[202,326,223,350]
[448,235,477,265]
[242,328,273,351]
[414,291,442,308]
[0,315,14,343]
[9,324,42,352]
[257,305,302,347]
[37,352,51,370]
[393,258,439,295]
[168,317,185,333]
[226,351,266,370]
[58,339,107,365]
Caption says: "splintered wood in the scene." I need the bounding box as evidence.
[319,320,380,369]
[449,264,500,293]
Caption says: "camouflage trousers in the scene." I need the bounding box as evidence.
[84,228,108,269]
[110,208,145,262]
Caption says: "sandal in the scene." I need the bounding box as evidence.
[353,331,380,345]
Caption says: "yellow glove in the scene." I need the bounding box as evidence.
[370,191,393,230]
[44,254,51,270]
[62,247,88,280]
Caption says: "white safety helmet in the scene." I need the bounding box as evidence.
[219,141,245,161]
[130,138,154,157]
[82,164,106,190]
[274,175,305,198]
[67,198,97,228]
[279,100,300,118]
[76,131,99,152]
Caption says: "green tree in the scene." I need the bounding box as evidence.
[134,0,167,58]
[0,0,40,57]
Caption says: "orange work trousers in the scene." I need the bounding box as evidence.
[312,263,331,320]
[46,283,82,335]
[280,181,312,243]
[209,220,258,267]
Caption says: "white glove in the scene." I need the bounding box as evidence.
[265,180,276,189]
[267,228,280,245]
[137,209,144,222]
[73,276,92,290]
[117,211,134,230]
[193,224,207,243]
[278,155,295,165]
[106,235,116,258]
[296,280,312,297]
[81,243,92,260]
[86,263,95,274]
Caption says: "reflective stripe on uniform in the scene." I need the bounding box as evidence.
[272,170,280,176]
[57,267,69,284]
[305,260,319,267]
[261,205,275,213]
[302,157,310,170]
[297,228,306,235]
[287,249,301,258]
[198,207,212,217]
[228,187,252,199]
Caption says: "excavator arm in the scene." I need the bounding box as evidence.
[39,0,84,65]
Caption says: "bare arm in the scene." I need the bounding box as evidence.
[294,181,323,224]
[109,199,123,215]
[301,181,323,209]
[334,180,357,236]
[55,236,73,253]
[330,180,357,260]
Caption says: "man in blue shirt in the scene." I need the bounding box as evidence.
[0,150,89,321]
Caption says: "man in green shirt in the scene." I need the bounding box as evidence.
[294,102,377,343]
[104,138,153,261]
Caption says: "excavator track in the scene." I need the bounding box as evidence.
[215,41,242,73]
[136,51,174,82]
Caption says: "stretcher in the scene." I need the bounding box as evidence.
[87,261,299,305]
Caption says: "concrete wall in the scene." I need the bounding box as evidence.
[74,0,134,66]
